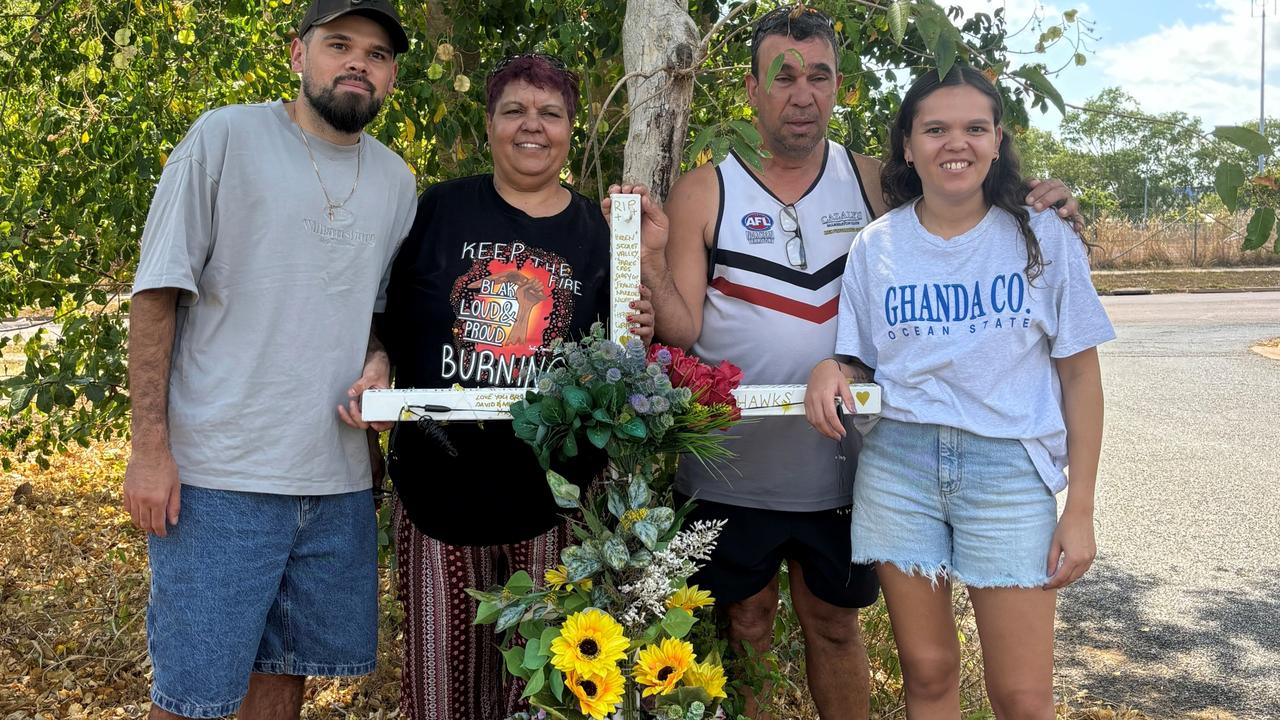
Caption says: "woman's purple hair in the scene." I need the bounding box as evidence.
[484,55,580,116]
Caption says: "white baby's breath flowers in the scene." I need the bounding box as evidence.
[618,519,726,630]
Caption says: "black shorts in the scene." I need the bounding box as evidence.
[675,493,880,609]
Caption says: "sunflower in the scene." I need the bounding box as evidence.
[682,659,728,699]
[549,609,630,677]
[566,665,626,719]
[633,637,694,696]
[544,565,592,592]
[665,585,714,613]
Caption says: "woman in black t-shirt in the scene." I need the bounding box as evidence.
[376,55,659,720]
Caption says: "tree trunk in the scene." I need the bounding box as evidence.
[621,0,699,201]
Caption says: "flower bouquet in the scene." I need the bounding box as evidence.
[468,324,744,720]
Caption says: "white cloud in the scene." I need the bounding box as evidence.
[894,1,1276,130]
[1089,0,1276,128]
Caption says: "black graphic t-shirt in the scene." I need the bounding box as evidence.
[379,174,610,546]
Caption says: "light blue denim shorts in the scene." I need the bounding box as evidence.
[851,418,1057,588]
[146,485,378,718]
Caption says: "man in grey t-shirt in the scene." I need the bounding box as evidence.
[124,2,415,717]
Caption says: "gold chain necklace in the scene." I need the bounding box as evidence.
[294,111,362,223]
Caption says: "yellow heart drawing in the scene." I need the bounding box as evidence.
[855,391,870,408]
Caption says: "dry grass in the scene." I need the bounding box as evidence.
[1086,214,1280,270]
[1091,268,1280,294]
[1,443,1155,720]
[0,441,401,719]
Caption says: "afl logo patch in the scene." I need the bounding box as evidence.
[742,212,774,231]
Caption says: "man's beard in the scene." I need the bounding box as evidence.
[763,113,825,158]
[303,73,383,134]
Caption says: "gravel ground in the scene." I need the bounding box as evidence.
[1055,292,1280,720]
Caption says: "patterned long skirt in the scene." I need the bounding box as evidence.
[394,501,568,720]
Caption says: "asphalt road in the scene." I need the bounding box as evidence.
[1055,291,1280,719]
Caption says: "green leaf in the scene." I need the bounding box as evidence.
[586,424,612,449]
[8,384,34,413]
[497,603,526,632]
[1274,222,1280,253]
[83,384,106,403]
[607,487,629,519]
[546,470,581,509]
[525,401,544,424]
[509,402,527,421]
[541,398,565,423]
[1215,162,1247,212]
[521,667,546,698]
[1213,126,1273,158]
[661,607,696,638]
[647,506,675,532]
[475,600,501,625]
[540,626,560,652]
[602,535,630,571]
[915,10,943,49]
[35,387,52,414]
[729,119,762,147]
[731,134,764,172]
[626,549,653,569]
[522,638,549,670]
[562,545,602,579]
[887,0,910,44]
[627,475,650,508]
[562,591,590,613]
[503,646,531,679]
[687,124,716,164]
[518,618,545,641]
[507,571,534,596]
[616,417,647,440]
[581,502,609,536]
[763,52,786,92]
[563,431,578,458]
[934,31,957,81]
[550,668,565,702]
[1010,66,1065,115]
[465,588,500,602]
[633,520,659,550]
[562,385,592,414]
[630,623,660,650]
[764,49,804,91]
[1244,207,1275,251]
[512,418,538,440]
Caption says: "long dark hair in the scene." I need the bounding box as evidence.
[881,66,1047,281]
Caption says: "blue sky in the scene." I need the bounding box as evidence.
[953,0,1279,132]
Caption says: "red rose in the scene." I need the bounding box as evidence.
[669,353,703,390]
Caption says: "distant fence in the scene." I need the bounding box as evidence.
[1087,209,1280,270]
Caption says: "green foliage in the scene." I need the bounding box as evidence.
[1018,86,1280,236]
[509,326,738,482]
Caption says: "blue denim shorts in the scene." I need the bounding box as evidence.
[147,485,378,718]
[851,419,1057,588]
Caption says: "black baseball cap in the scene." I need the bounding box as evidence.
[298,0,410,55]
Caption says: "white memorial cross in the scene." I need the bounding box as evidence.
[361,194,880,422]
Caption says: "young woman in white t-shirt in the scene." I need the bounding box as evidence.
[805,65,1114,718]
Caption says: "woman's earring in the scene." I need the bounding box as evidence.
[992,155,999,163]
[906,159,914,168]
